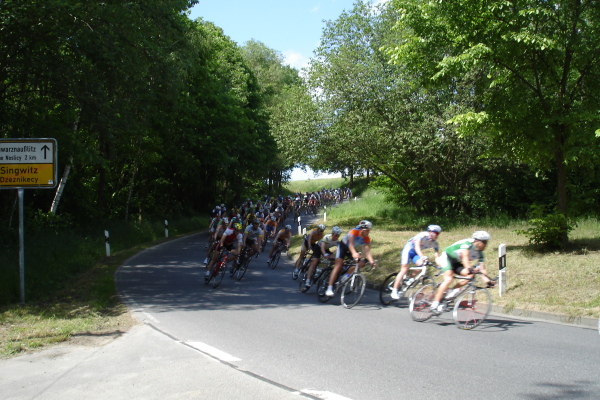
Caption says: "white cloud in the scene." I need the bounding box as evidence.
[311,5,321,13]
[283,50,311,70]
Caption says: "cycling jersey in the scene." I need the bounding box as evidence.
[341,228,370,246]
[406,232,439,252]
[445,238,484,263]
[222,228,242,246]
[244,225,263,241]
[319,234,340,250]
[307,228,324,245]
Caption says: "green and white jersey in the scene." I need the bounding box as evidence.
[445,238,484,264]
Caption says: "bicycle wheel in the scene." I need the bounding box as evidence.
[317,269,333,303]
[379,273,398,306]
[409,284,436,322]
[269,251,281,269]
[341,274,366,309]
[235,257,248,280]
[405,276,434,302]
[453,287,492,330]
[298,270,310,292]
[293,256,308,280]
[211,263,225,288]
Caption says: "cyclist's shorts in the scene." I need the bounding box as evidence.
[265,225,275,235]
[335,242,350,260]
[310,242,323,259]
[222,243,234,252]
[400,246,423,265]
[439,252,464,273]
[245,238,257,247]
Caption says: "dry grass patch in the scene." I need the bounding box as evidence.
[291,216,600,319]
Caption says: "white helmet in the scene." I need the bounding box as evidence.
[317,224,326,231]
[285,224,292,230]
[472,231,491,241]
[427,224,442,233]
[358,220,372,230]
[332,226,342,235]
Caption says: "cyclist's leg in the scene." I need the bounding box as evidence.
[294,247,306,270]
[326,255,345,296]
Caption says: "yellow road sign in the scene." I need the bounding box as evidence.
[0,138,57,189]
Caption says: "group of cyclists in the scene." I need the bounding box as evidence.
[202,193,494,314]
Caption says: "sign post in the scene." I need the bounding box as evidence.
[1,138,58,304]
[498,243,507,297]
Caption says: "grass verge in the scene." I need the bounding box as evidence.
[287,186,600,320]
[0,238,177,358]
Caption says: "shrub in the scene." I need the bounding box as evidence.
[515,205,576,249]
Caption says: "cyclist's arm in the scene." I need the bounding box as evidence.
[346,235,360,260]
[414,239,425,258]
[460,250,472,272]
[362,243,376,266]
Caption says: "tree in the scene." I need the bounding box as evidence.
[386,0,600,241]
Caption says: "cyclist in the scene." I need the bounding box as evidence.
[390,225,442,300]
[429,231,494,314]
[294,223,326,275]
[205,222,243,282]
[267,224,293,264]
[304,226,342,289]
[326,220,377,296]
[203,217,229,265]
[264,214,278,239]
[242,219,263,259]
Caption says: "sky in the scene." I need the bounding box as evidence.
[188,1,374,180]
[188,0,358,70]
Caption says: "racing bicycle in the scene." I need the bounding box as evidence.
[379,261,440,306]
[317,258,374,309]
[409,271,496,330]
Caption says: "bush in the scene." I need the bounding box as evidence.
[515,205,576,248]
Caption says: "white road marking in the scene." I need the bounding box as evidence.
[301,389,353,400]
[142,312,159,323]
[186,341,242,362]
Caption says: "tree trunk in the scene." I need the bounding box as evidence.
[124,161,138,222]
[50,156,73,214]
[50,109,80,214]
[554,124,569,248]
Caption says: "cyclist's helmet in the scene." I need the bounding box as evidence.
[427,224,442,233]
[252,219,260,225]
[233,223,242,231]
[221,217,229,224]
[472,231,491,241]
[317,224,326,231]
[285,224,292,230]
[358,220,373,230]
[332,226,342,235]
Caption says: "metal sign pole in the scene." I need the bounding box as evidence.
[18,189,25,305]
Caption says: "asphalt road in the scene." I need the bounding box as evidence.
[114,228,600,400]
[2,212,598,400]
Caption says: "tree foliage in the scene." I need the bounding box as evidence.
[385,0,600,222]
[0,1,296,225]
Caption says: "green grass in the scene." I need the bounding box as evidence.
[284,177,348,194]
[288,186,600,319]
[0,216,206,358]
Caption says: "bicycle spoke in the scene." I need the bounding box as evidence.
[341,274,366,309]
[379,273,398,306]
[453,288,492,330]
[409,284,436,322]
